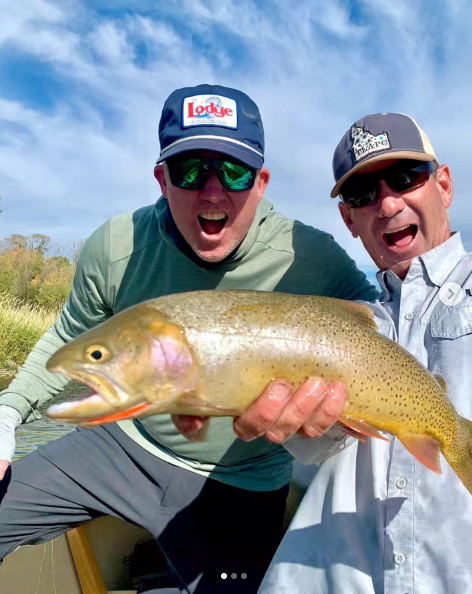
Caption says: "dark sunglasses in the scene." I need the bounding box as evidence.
[340,160,438,209]
[166,154,257,192]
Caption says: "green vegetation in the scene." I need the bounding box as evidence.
[0,234,78,375]
[0,234,76,311]
[0,292,58,374]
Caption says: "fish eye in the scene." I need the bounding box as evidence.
[85,345,110,364]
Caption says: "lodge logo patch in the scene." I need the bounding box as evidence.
[351,125,391,162]
[182,94,238,129]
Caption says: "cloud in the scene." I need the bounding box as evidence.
[0,0,470,268]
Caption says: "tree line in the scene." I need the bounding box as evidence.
[0,234,82,311]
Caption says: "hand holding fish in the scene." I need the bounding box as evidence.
[172,377,347,443]
[45,290,472,496]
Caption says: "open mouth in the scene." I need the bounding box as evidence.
[198,212,228,236]
[383,224,418,248]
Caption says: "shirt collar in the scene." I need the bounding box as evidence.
[418,232,466,286]
[376,232,466,300]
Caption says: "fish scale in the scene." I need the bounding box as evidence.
[45,290,472,495]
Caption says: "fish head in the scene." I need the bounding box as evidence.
[46,302,198,424]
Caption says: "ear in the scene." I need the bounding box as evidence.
[255,168,270,201]
[154,164,168,197]
[435,164,453,209]
[338,201,359,239]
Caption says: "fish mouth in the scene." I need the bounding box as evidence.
[48,366,125,406]
[382,224,418,249]
[45,366,150,425]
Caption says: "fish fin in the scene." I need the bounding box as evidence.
[327,300,378,331]
[83,402,152,426]
[334,421,367,442]
[339,415,390,442]
[177,394,241,416]
[433,374,447,393]
[398,434,442,473]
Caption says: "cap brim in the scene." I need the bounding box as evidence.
[330,150,437,198]
[156,138,263,169]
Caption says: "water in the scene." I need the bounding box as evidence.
[0,376,85,461]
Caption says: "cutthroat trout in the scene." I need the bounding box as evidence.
[45,290,472,494]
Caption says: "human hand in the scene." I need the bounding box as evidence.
[233,377,347,443]
[0,405,22,480]
[172,377,347,443]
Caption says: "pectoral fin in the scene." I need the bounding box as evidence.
[177,394,242,416]
[334,421,367,442]
[339,415,390,442]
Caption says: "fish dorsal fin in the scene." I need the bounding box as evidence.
[323,299,378,331]
[434,374,447,392]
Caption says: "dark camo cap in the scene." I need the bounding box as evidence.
[331,113,438,197]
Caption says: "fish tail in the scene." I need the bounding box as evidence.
[443,416,472,496]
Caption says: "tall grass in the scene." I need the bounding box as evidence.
[0,292,58,374]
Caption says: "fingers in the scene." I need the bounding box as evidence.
[235,377,347,444]
[0,460,10,481]
[234,379,293,442]
[171,415,210,442]
[296,380,347,440]
[264,378,346,443]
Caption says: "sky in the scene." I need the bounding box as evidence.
[1,0,472,273]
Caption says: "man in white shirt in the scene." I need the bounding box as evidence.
[258,112,472,593]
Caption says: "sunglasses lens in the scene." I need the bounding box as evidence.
[219,161,255,191]
[340,161,435,208]
[340,177,378,208]
[168,158,208,190]
[386,167,428,193]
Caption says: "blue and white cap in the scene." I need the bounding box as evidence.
[156,84,265,169]
[331,113,438,197]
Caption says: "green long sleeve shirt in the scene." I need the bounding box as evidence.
[0,197,378,490]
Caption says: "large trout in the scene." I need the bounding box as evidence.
[45,290,472,494]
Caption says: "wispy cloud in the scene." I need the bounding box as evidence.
[0,0,471,264]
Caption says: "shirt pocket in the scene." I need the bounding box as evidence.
[430,303,472,339]
[429,304,472,397]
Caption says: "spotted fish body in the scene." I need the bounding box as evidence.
[45,290,472,495]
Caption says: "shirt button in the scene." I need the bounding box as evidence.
[396,477,407,489]
[394,552,406,565]
[404,313,415,320]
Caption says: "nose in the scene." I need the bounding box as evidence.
[377,180,407,218]
[200,170,226,203]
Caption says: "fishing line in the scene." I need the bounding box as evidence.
[51,539,57,594]
[33,543,47,594]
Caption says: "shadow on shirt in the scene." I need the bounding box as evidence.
[266,474,407,592]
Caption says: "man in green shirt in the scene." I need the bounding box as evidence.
[0,84,376,592]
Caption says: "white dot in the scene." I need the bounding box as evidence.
[221,573,227,579]
[231,573,237,579]
[241,573,247,579]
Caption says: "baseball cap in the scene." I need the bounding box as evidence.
[156,84,265,169]
[330,113,438,197]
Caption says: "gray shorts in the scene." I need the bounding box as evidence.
[0,423,288,593]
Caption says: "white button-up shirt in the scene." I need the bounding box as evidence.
[260,233,472,594]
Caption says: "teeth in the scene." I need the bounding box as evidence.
[200,212,227,221]
[386,225,413,234]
